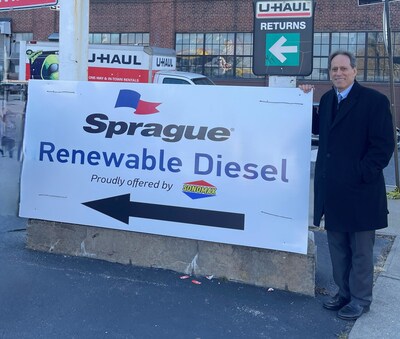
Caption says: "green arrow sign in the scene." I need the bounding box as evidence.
[265,33,300,66]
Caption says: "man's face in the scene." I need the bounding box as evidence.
[329,54,357,91]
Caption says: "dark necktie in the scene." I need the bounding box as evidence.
[333,93,343,121]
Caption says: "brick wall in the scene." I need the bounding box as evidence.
[89,2,150,33]
[174,0,253,32]
[0,1,399,121]
[0,0,399,47]
[0,8,58,40]
[315,0,400,32]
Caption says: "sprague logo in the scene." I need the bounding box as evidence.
[182,180,217,199]
[83,89,232,143]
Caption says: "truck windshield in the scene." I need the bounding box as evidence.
[162,78,191,85]
[192,77,215,85]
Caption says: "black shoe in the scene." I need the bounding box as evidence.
[323,295,350,311]
[337,302,370,320]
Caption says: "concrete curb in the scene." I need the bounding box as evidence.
[380,234,400,280]
[26,219,317,296]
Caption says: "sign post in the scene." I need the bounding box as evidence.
[358,0,398,5]
[252,0,315,76]
[357,0,399,191]
[383,0,400,191]
[58,0,89,81]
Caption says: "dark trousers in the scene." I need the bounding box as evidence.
[327,230,375,306]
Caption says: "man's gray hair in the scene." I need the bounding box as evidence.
[328,50,357,70]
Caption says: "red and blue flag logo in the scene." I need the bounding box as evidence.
[115,89,160,114]
[182,180,217,200]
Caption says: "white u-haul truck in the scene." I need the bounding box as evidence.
[18,41,214,85]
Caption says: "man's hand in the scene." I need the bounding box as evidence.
[298,84,314,93]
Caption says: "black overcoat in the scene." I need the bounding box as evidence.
[313,81,395,232]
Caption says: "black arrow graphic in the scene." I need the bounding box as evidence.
[82,194,245,230]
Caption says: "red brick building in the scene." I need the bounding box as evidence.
[0,0,399,116]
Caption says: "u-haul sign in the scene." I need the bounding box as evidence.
[0,0,58,10]
[256,1,313,18]
[19,41,177,83]
[252,0,314,76]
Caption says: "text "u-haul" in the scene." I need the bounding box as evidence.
[256,1,313,19]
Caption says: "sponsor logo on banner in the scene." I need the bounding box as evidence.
[182,180,217,199]
[82,89,232,142]
[114,89,160,115]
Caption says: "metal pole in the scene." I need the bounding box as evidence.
[59,0,89,81]
[3,43,7,81]
[384,0,400,190]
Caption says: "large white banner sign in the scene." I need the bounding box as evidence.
[20,80,312,254]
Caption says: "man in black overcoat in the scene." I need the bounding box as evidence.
[301,51,395,320]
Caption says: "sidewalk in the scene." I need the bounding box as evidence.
[0,157,20,216]
[349,196,400,339]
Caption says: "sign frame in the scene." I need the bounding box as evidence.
[0,0,58,11]
[252,0,315,76]
[19,80,313,254]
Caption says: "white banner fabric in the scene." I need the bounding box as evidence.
[20,80,312,254]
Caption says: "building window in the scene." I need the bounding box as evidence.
[89,33,149,46]
[120,33,149,45]
[302,31,400,83]
[8,33,34,78]
[176,31,400,82]
[310,32,330,80]
[10,32,34,56]
[175,32,262,79]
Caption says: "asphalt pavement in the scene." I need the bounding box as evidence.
[1,151,400,339]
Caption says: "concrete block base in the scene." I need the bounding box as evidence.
[27,220,316,296]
